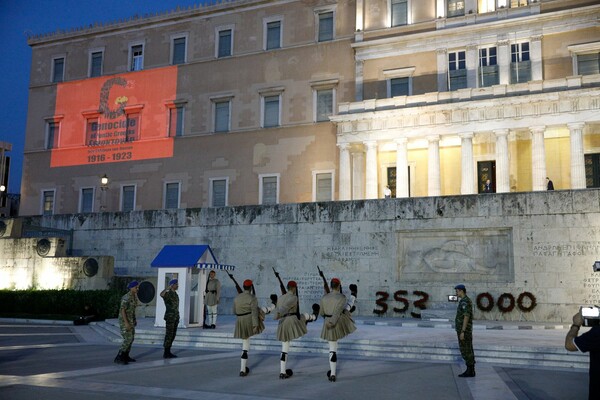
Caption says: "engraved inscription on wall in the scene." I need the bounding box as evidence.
[533,242,600,257]
[583,274,600,305]
[397,228,513,283]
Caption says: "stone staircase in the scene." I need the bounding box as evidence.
[89,318,589,370]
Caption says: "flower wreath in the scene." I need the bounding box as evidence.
[497,293,515,313]
[516,292,537,312]
[476,292,494,312]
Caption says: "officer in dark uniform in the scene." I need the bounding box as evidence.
[455,283,475,377]
[160,278,180,358]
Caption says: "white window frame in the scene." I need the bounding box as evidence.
[215,25,235,58]
[389,0,412,27]
[477,0,496,13]
[51,54,66,83]
[211,95,233,133]
[41,189,56,216]
[259,173,280,205]
[79,187,95,213]
[259,87,284,128]
[44,117,62,150]
[568,42,600,76]
[447,0,466,18]
[383,67,415,97]
[478,45,499,87]
[448,49,467,90]
[510,41,531,84]
[88,48,104,78]
[163,181,181,209]
[209,177,229,208]
[312,170,335,202]
[263,16,283,51]
[315,6,336,42]
[128,41,145,72]
[170,33,188,65]
[120,184,137,212]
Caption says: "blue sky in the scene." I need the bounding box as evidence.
[0,0,207,194]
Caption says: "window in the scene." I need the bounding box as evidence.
[315,89,334,122]
[448,50,467,90]
[263,95,281,127]
[391,0,408,27]
[259,174,279,205]
[125,112,140,142]
[164,182,180,209]
[210,178,228,207]
[89,51,103,77]
[509,0,530,8]
[478,0,495,13]
[318,11,334,42]
[42,190,55,216]
[121,185,136,212]
[265,20,282,50]
[214,100,231,132]
[479,46,499,87]
[172,36,187,65]
[511,42,531,83]
[52,57,64,83]
[577,53,600,76]
[46,121,59,149]
[314,172,333,202]
[390,77,410,97]
[447,0,465,17]
[168,106,184,137]
[130,44,144,71]
[217,29,233,58]
[85,118,99,146]
[585,154,600,188]
[80,188,94,213]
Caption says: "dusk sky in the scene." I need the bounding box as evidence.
[0,0,209,194]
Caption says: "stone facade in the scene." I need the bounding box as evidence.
[7,189,600,322]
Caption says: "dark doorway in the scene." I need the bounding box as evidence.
[387,166,411,198]
[585,153,600,188]
[477,161,496,193]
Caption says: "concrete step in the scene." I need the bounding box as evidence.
[91,319,589,370]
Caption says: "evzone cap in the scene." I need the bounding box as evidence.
[331,278,341,285]
[287,280,297,288]
[243,279,253,287]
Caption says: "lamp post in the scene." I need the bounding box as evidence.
[100,174,108,211]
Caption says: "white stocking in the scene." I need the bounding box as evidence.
[280,341,290,374]
[329,341,338,376]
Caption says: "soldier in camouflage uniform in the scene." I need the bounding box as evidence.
[160,278,180,359]
[454,284,476,377]
[114,280,139,365]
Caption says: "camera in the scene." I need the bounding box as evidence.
[448,295,458,302]
[581,306,600,327]
[594,261,600,272]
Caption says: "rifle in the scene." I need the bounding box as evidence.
[317,265,330,294]
[272,267,287,294]
[226,271,243,294]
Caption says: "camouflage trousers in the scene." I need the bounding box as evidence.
[164,317,179,349]
[119,325,135,352]
[457,331,475,366]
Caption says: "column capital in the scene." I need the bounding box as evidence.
[567,122,585,131]
[494,129,509,137]
[363,140,377,149]
[337,142,350,151]
[531,35,543,42]
[394,137,408,145]
[529,125,546,134]
[466,44,478,52]
[459,132,474,139]
[436,48,447,55]
[426,135,440,143]
[497,39,510,46]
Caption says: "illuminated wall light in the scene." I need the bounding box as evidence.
[497,0,508,8]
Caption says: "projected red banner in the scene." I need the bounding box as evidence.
[50,66,178,167]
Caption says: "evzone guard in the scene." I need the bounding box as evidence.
[272,267,320,379]
[229,272,278,377]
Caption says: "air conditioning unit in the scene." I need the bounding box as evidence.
[35,237,67,257]
[0,218,22,238]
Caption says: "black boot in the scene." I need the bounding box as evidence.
[163,348,177,359]
[124,351,136,362]
[114,350,128,365]
[458,365,475,378]
[279,369,293,379]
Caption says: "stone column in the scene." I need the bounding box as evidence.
[497,39,510,85]
[568,122,586,189]
[395,138,409,198]
[437,49,448,92]
[355,60,364,102]
[530,35,543,81]
[338,143,351,200]
[466,45,478,89]
[495,129,510,193]
[427,135,441,196]
[364,141,378,199]
[460,133,475,195]
[530,126,547,191]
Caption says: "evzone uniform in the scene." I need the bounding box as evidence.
[233,279,277,376]
[274,280,319,379]
[320,278,357,382]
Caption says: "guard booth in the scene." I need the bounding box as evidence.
[151,245,235,328]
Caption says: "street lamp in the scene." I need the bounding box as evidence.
[100,174,109,189]
[100,174,109,212]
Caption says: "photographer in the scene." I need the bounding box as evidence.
[565,310,600,399]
